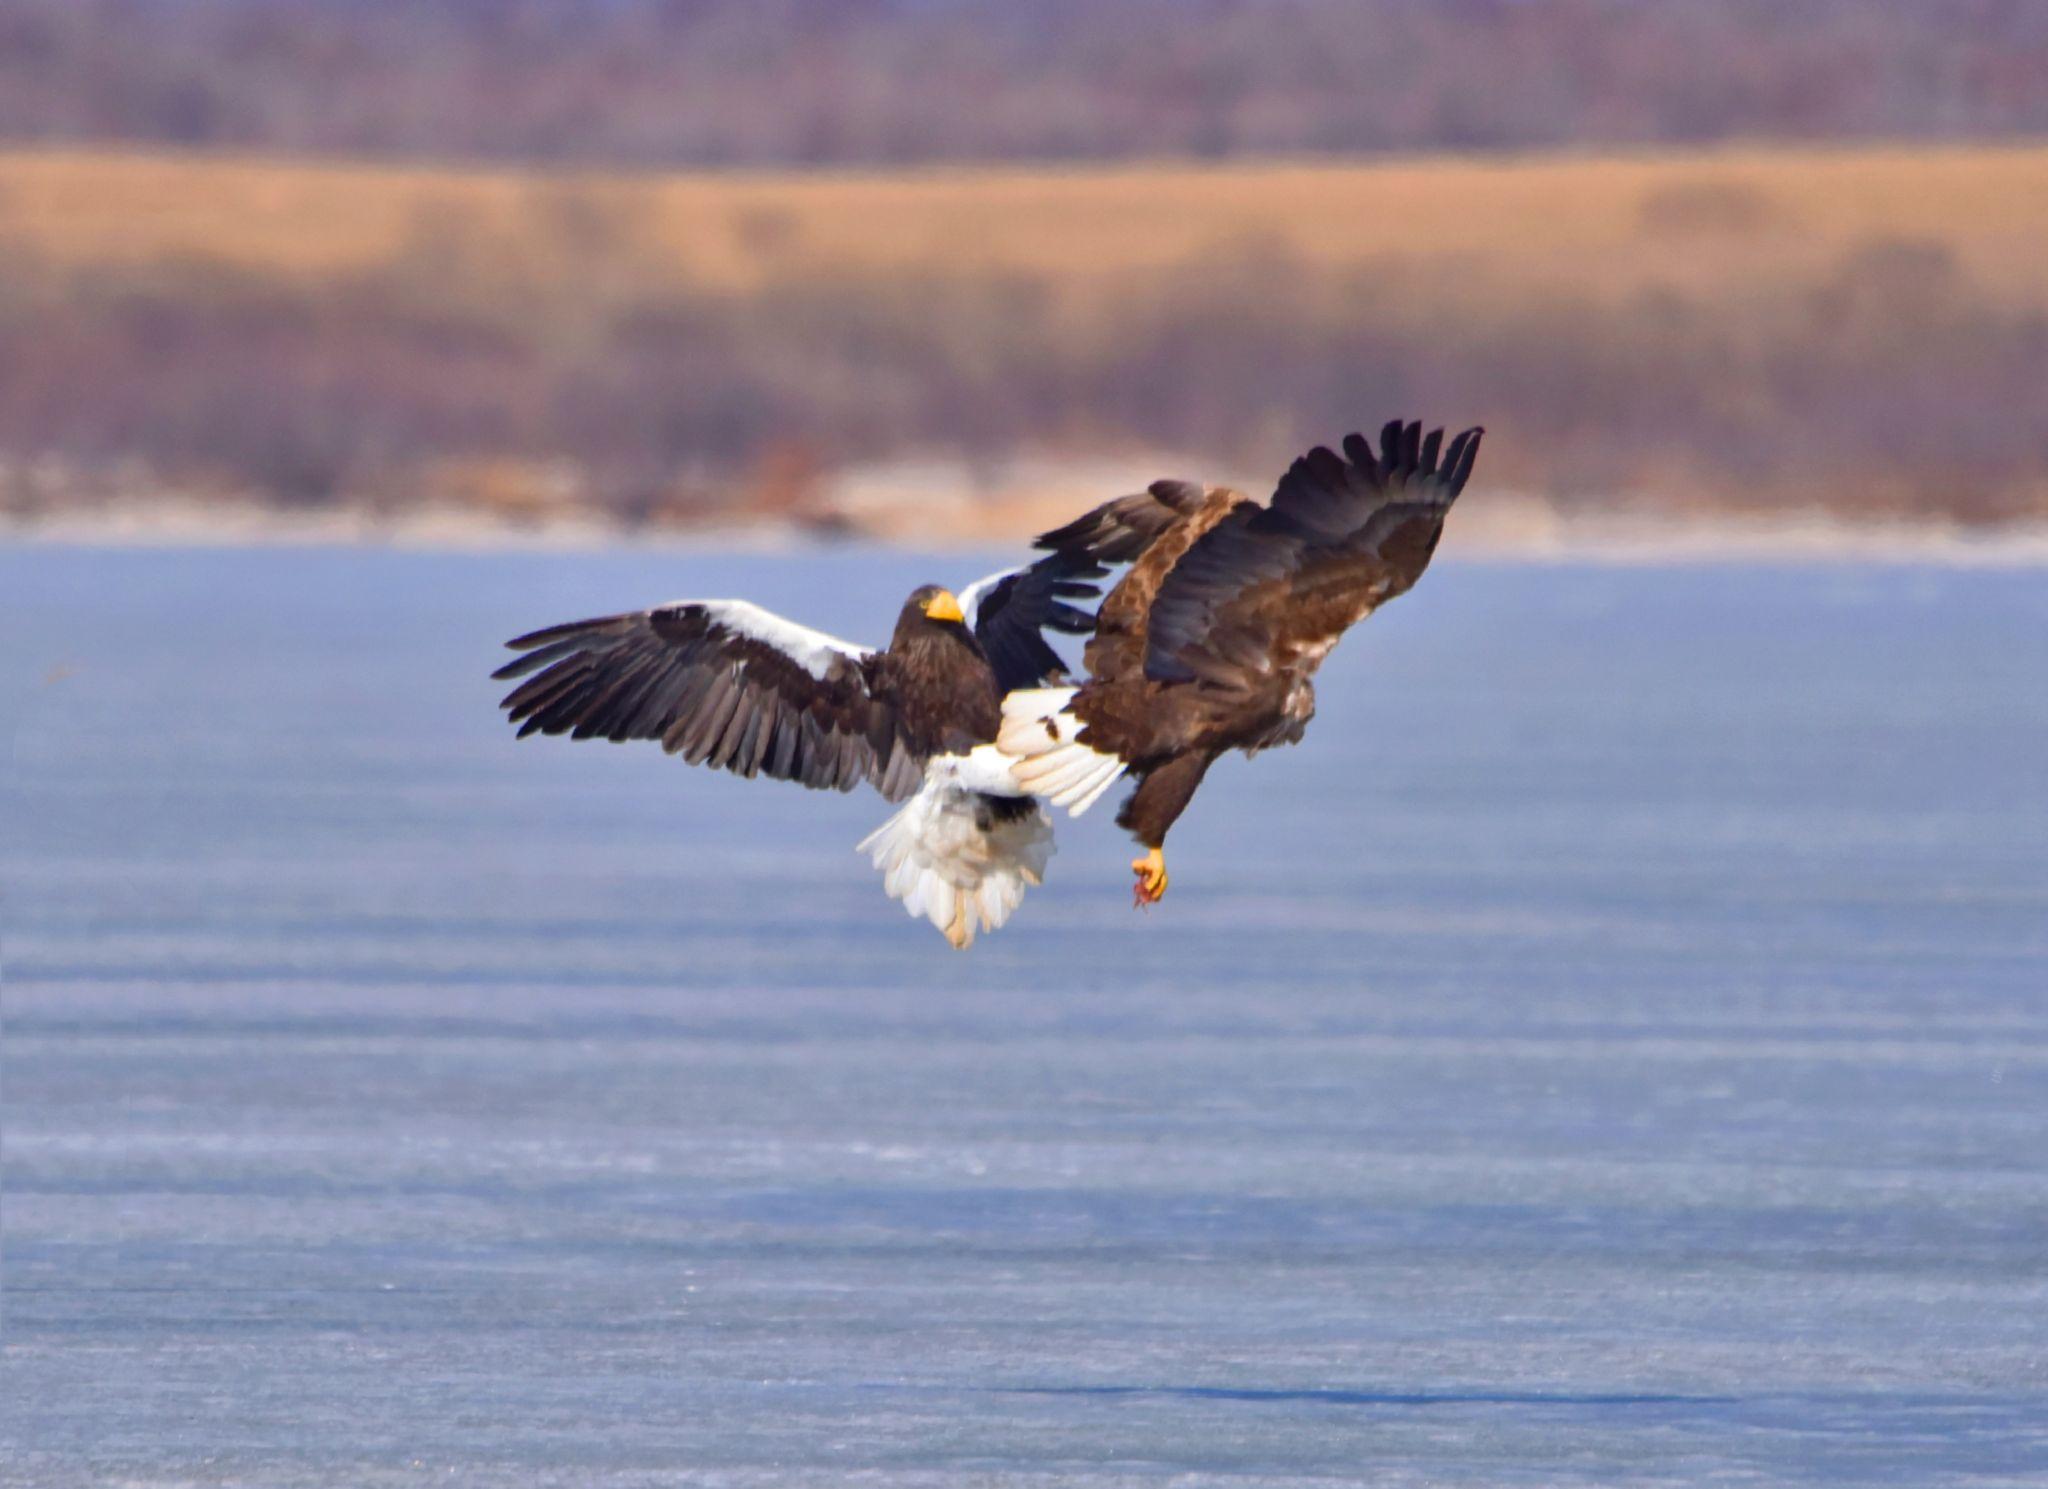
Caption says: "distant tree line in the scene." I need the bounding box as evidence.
[3,0,2046,167]
[3,214,2043,524]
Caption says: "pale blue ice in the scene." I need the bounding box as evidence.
[4,545,2045,1485]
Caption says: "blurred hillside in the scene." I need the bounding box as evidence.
[2,2,2047,540]
[5,144,2048,535]
[5,0,2047,167]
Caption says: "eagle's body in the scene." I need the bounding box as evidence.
[1001,420,1483,902]
[496,564,1099,946]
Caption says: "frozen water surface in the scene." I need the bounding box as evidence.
[3,544,2045,1486]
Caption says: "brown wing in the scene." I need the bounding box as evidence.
[1141,421,1483,687]
[1033,478,1209,565]
[1034,478,1250,685]
[493,599,924,800]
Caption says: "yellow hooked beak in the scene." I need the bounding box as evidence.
[923,589,966,624]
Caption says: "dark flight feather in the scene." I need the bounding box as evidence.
[1139,423,1483,683]
[1033,479,1210,567]
[962,550,1107,691]
[494,603,915,799]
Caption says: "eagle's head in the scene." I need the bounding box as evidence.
[893,584,969,649]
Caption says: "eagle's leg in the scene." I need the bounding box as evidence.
[1117,752,1212,907]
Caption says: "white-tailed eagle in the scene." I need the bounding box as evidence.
[999,419,1483,904]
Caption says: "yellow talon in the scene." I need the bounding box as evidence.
[1130,847,1168,907]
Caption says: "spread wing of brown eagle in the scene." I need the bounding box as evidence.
[494,554,1100,947]
[998,418,1483,904]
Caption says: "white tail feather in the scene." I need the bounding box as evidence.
[858,756,1055,949]
[998,688,1127,817]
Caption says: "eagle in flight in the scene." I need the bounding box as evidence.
[494,559,1102,947]
[495,417,1481,943]
[1000,418,1483,905]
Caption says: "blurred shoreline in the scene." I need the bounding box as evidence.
[7,492,2045,567]
[6,140,2047,538]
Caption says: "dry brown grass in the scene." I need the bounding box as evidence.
[4,142,2047,527]
[7,142,2048,310]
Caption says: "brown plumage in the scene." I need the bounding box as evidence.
[1001,418,1483,903]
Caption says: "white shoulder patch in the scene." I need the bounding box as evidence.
[956,566,1021,630]
[683,599,874,680]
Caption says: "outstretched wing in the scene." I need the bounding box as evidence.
[494,600,923,800]
[958,552,1105,692]
[1141,421,1483,686]
[1032,478,1209,566]
[1032,478,1250,686]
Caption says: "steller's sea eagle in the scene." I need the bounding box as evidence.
[999,419,1483,905]
[494,558,1100,947]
